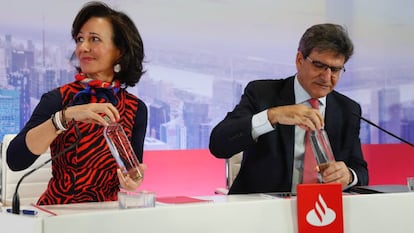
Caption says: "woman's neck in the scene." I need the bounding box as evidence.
[85,73,113,83]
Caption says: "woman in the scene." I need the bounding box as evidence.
[6,1,147,205]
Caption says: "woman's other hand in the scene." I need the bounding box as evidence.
[117,164,147,191]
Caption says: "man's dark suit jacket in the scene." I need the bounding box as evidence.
[209,76,369,194]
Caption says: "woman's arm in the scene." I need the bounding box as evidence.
[131,99,148,162]
[7,89,62,171]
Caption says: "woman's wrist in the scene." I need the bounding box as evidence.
[53,110,68,133]
[51,113,63,134]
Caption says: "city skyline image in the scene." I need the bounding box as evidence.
[1,0,414,149]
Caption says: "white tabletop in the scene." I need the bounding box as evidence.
[1,192,414,233]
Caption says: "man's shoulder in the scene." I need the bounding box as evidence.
[330,90,360,107]
[246,76,294,88]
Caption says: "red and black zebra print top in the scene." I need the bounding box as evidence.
[6,79,148,205]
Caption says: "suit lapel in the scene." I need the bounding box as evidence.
[277,77,296,179]
[325,93,342,156]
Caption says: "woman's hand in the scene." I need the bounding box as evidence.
[117,164,147,191]
[64,103,120,125]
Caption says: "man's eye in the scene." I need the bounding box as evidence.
[331,67,341,72]
[313,62,326,69]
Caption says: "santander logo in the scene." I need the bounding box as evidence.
[306,194,336,226]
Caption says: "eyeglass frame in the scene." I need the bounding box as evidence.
[306,56,346,74]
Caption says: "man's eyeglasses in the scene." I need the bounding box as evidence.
[306,57,345,74]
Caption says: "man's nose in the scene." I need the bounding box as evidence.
[320,67,333,79]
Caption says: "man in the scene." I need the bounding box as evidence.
[209,23,368,194]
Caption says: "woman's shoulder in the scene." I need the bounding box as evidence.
[59,81,83,94]
[119,89,147,113]
[121,89,146,104]
[39,88,62,103]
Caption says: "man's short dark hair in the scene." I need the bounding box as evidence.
[298,23,354,62]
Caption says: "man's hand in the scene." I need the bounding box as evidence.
[267,104,324,130]
[318,161,353,187]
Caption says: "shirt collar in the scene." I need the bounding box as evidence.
[294,75,326,106]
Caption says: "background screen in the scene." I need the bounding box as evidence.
[1,0,414,150]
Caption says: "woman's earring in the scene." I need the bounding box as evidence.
[114,64,121,73]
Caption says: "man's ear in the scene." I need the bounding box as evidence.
[296,51,304,70]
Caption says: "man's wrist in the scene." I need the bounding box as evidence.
[251,110,274,139]
[347,167,358,186]
[348,169,354,185]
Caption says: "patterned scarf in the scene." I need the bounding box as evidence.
[71,73,120,106]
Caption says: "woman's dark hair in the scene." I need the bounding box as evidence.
[298,23,354,63]
[71,1,145,87]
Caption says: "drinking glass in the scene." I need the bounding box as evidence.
[309,129,335,173]
[118,191,155,209]
[104,123,143,181]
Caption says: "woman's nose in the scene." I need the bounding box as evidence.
[78,41,90,52]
